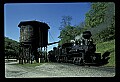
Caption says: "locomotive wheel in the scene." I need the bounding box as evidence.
[63,57,67,63]
[74,58,80,65]
[57,59,60,63]
[65,57,68,63]
[57,57,61,63]
[73,57,77,64]
[78,58,84,66]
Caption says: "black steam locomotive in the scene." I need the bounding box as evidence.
[48,31,110,66]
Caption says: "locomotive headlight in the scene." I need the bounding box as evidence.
[76,49,79,52]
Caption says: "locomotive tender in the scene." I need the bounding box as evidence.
[48,31,110,66]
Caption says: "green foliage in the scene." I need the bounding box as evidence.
[58,22,87,46]
[58,15,75,45]
[58,15,87,46]
[85,2,115,43]
[96,40,115,66]
[58,26,76,45]
[92,15,115,43]
[5,37,20,58]
[85,2,108,28]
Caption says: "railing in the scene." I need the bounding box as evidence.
[5,59,18,62]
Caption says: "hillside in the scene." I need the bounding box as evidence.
[96,39,115,66]
[5,37,19,58]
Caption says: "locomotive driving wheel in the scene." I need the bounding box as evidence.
[78,58,85,66]
[73,57,76,64]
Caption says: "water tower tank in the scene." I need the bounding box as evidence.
[18,20,50,47]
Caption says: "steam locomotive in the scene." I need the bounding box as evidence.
[48,31,110,66]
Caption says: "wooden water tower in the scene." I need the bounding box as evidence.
[18,20,50,64]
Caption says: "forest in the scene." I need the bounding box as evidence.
[5,37,19,59]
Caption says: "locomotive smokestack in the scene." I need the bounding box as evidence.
[82,31,92,39]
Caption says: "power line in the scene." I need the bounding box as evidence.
[49,30,55,42]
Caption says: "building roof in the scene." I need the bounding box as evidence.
[18,20,50,29]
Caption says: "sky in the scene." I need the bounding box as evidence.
[4,2,91,51]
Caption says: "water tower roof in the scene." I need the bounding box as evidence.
[18,20,50,29]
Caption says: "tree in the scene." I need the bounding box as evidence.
[58,16,87,46]
[58,16,73,45]
[59,16,72,30]
[89,2,115,42]
[85,2,108,28]
[58,25,76,45]
[93,15,115,42]
[5,37,20,58]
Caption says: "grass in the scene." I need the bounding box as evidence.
[96,39,115,67]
